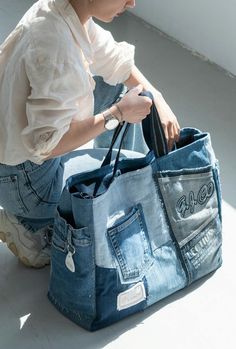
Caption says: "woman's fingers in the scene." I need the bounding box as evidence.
[162,119,180,151]
[117,86,152,123]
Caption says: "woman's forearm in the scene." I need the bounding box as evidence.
[45,82,153,160]
[45,66,167,160]
[45,111,107,159]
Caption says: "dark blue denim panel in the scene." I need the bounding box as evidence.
[107,204,153,283]
[67,151,153,199]
[181,216,222,283]
[91,266,147,331]
[47,291,95,331]
[93,76,125,115]
[213,161,222,222]
[48,213,96,318]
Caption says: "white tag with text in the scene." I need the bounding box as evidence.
[117,282,146,311]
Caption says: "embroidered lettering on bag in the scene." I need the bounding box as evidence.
[176,181,215,218]
[117,282,146,311]
[185,228,215,269]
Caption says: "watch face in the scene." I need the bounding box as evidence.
[105,116,119,130]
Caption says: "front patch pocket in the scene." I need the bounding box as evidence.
[107,204,152,283]
[181,216,222,283]
[156,166,219,247]
[50,213,95,318]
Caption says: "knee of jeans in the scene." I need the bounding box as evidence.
[94,130,113,148]
[93,76,126,115]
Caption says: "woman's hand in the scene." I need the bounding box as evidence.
[117,83,180,151]
[123,65,180,151]
[153,92,180,151]
[116,84,152,123]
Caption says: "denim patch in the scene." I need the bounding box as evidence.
[181,216,222,283]
[92,266,147,331]
[156,166,219,247]
[49,213,95,317]
[145,241,187,306]
[107,204,153,283]
[117,282,146,311]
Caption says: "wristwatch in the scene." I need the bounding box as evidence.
[103,110,120,130]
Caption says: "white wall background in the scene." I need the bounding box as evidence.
[132,0,236,76]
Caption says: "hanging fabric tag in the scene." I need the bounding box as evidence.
[65,251,75,273]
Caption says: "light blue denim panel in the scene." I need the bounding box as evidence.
[70,162,172,273]
[156,166,219,247]
[107,204,153,283]
[181,216,222,283]
[145,241,187,306]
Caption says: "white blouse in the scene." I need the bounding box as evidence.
[0,0,135,165]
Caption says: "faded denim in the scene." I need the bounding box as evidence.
[48,126,222,331]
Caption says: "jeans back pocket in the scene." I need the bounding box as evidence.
[107,204,152,283]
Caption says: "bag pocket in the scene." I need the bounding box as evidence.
[156,165,219,247]
[181,216,222,283]
[0,175,28,215]
[155,165,222,283]
[107,204,153,283]
[49,213,95,318]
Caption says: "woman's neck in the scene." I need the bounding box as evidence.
[69,0,90,25]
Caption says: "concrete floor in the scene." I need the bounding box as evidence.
[0,1,236,349]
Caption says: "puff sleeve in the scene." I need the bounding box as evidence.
[21,52,92,163]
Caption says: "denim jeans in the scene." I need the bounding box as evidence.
[0,77,147,233]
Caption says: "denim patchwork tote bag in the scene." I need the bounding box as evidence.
[48,92,222,331]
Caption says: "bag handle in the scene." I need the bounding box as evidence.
[109,91,169,182]
[100,122,125,167]
[92,91,168,196]
[141,91,168,157]
[92,123,130,196]
[101,91,168,168]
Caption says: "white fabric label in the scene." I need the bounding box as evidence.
[117,282,146,311]
[65,252,75,273]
